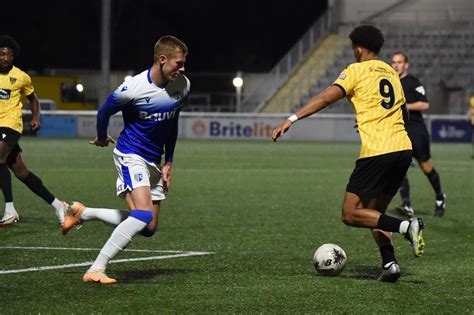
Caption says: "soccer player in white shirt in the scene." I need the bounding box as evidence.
[62,35,190,284]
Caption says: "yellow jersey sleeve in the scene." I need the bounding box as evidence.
[333,64,357,96]
[22,73,34,96]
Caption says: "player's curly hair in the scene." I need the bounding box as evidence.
[349,25,384,54]
[0,35,20,57]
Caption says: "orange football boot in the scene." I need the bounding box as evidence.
[83,271,117,284]
[61,201,86,235]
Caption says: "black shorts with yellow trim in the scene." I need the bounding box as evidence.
[346,150,412,197]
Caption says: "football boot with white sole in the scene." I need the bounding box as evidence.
[379,261,401,283]
[405,218,425,257]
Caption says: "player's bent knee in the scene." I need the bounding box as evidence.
[130,210,153,224]
[341,215,355,226]
[341,208,355,226]
[140,228,156,237]
[14,169,29,181]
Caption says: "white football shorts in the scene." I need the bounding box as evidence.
[113,149,166,201]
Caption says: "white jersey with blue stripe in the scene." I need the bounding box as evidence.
[97,69,190,164]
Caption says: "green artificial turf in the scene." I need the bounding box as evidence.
[0,138,472,313]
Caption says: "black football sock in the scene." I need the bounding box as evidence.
[377,214,403,233]
[399,176,411,206]
[426,168,443,200]
[0,163,13,203]
[380,244,397,267]
[20,172,55,204]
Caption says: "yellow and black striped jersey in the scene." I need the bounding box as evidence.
[0,66,34,133]
[333,59,412,158]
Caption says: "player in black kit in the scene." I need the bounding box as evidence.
[391,51,446,217]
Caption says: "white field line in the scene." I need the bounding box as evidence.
[0,246,188,253]
[41,159,473,174]
[0,246,214,275]
[47,168,353,173]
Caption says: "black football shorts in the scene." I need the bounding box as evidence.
[0,127,22,166]
[0,127,21,150]
[346,150,412,197]
[406,122,431,162]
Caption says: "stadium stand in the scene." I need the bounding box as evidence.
[260,34,347,113]
[246,0,474,115]
[293,26,474,114]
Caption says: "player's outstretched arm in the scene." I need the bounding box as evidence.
[162,162,172,194]
[89,135,116,147]
[95,92,126,143]
[272,85,344,142]
[27,93,41,131]
[163,116,178,194]
[272,119,293,142]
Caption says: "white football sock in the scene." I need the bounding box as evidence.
[88,216,147,272]
[50,198,66,224]
[399,220,410,234]
[50,198,64,211]
[5,202,15,213]
[81,207,129,226]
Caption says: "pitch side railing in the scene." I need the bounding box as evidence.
[240,6,339,113]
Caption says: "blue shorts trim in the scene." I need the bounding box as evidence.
[121,165,133,190]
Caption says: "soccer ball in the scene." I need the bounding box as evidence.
[313,243,347,276]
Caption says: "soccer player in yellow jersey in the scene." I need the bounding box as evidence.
[272,25,425,283]
[0,35,68,226]
[470,95,474,158]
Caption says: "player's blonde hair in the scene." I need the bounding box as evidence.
[154,35,188,62]
[392,51,409,63]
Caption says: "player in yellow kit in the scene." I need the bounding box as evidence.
[272,25,425,283]
[470,95,474,159]
[0,35,68,226]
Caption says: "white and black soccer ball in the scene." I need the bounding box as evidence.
[313,243,347,276]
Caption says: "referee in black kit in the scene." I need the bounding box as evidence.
[391,51,446,218]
